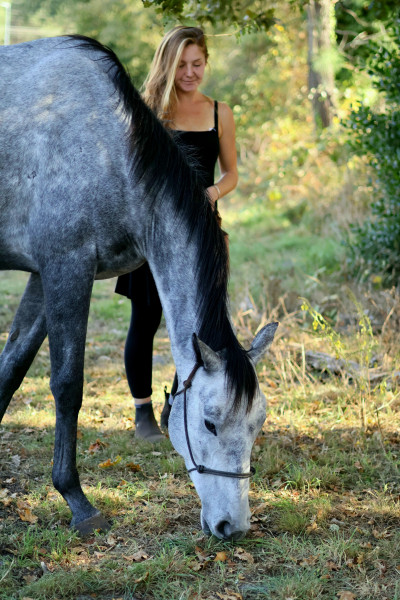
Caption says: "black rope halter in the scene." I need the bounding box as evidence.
[172,362,255,479]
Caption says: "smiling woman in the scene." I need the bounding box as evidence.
[174,44,206,94]
[115,26,239,442]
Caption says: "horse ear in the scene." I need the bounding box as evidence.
[248,322,279,366]
[192,333,223,372]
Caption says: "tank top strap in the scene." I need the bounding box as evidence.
[214,100,219,133]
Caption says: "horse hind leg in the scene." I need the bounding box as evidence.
[0,273,47,422]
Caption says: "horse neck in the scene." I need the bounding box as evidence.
[146,215,226,376]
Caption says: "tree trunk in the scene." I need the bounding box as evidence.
[307,0,335,128]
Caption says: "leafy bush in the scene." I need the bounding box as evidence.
[345,16,400,286]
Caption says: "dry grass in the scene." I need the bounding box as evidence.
[0,271,399,599]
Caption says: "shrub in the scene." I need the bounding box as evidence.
[345,16,400,285]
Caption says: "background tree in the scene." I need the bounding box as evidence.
[6,0,400,289]
[306,0,336,128]
[344,15,400,285]
[141,0,341,130]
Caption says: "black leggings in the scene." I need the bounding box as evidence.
[119,264,177,399]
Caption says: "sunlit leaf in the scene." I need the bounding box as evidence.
[16,500,38,523]
[214,551,228,562]
[99,455,122,468]
[337,592,356,600]
[87,438,109,454]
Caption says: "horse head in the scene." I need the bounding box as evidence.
[168,322,278,540]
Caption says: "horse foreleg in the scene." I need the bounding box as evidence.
[41,261,110,535]
[0,273,47,422]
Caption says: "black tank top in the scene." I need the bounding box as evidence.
[115,101,221,299]
[172,100,220,188]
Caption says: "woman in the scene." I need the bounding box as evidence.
[115,26,238,441]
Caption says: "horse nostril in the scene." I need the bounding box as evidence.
[215,520,230,539]
[215,520,245,541]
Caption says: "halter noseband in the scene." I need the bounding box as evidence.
[172,362,255,480]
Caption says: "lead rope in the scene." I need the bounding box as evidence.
[173,362,255,479]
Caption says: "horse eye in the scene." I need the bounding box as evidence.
[204,420,217,436]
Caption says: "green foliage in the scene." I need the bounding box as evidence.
[344,16,400,285]
[142,0,278,34]
[12,0,162,85]
[335,0,399,67]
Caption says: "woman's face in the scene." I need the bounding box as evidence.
[174,43,206,94]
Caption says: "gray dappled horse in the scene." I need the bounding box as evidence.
[0,36,277,540]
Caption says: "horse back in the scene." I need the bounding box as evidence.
[0,37,137,273]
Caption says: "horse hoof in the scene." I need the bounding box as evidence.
[72,512,111,536]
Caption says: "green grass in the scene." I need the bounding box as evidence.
[224,192,345,305]
[1,188,400,599]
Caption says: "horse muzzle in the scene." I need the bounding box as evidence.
[201,509,250,541]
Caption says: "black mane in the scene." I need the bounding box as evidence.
[67,35,258,410]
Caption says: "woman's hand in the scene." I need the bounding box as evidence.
[206,185,220,207]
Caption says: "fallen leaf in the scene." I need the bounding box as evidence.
[216,590,242,600]
[372,528,392,539]
[214,551,228,562]
[99,455,122,468]
[16,500,38,523]
[126,462,141,472]
[195,546,209,562]
[234,547,254,563]
[299,555,318,567]
[106,534,117,546]
[0,489,12,506]
[123,417,134,430]
[326,560,340,571]
[251,503,266,516]
[306,520,319,534]
[189,561,204,572]
[376,560,387,575]
[122,550,149,562]
[331,518,345,526]
[337,592,356,600]
[87,439,109,454]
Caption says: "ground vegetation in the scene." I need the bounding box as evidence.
[0,2,400,599]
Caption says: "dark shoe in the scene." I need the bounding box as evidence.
[160,386,172,430]
[135,402,165,442]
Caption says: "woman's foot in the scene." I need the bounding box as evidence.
[135,402,165,442]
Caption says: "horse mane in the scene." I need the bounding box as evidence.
[66,35,258,411]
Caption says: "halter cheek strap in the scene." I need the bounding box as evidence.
[172,362,255,480]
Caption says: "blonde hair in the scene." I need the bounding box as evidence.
[142,26,209,125]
